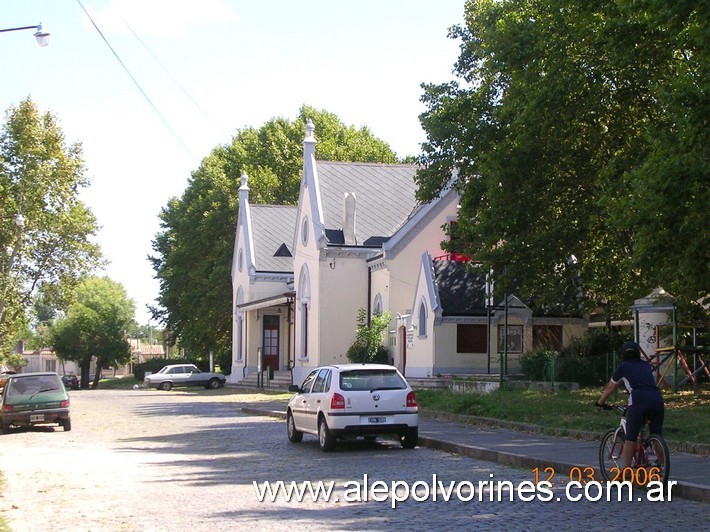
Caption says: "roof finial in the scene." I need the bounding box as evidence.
[305,119,315,141]
[240,171,249,190]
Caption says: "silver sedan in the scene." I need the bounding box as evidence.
[143,364,226,391]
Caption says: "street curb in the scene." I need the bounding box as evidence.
[240,406,709,504]
[242,407,286,420]
[416,435,709,504]
[420,410,710,456]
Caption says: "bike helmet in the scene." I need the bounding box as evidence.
[620,341,641,360]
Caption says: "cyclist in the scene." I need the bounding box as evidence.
[596,341,665,469]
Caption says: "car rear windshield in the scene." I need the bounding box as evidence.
[339,369,406,391]
[7,375,61,397]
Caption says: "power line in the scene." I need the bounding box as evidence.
[105,0,226,139]
[76,0,196,158]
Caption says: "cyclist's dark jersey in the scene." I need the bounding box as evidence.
[611,358,664,439]
[611,359,657,393]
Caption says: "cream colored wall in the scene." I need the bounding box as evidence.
[385,197,459,376]
[370,267,390,314]
[292,194,322,384]
[387,198,458,321]
[317,256,369,366]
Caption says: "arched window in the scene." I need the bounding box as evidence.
[298,265,311,360]
[235,286,244,361]
[418,300,427,337]
[373,293,383,315]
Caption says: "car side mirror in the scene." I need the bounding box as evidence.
[288,384,301,393]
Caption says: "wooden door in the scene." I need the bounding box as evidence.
[262,315,280,370]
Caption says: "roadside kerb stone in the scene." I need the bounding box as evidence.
[420,410,710,456]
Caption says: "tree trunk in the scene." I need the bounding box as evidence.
[92,364,102,389]
[80,359,92,389]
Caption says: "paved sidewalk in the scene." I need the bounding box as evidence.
[240,401,710,504]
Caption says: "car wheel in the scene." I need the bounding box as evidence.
[62,418,72,432]
[400,427,418,449]
[287,411,303,443]
[318,417,336,452]
[159,381,173,391]
[205,378,220,390]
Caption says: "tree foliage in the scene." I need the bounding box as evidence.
[51,276,134,389]
[416,0,709,321]
[0,98,102,358]
[346,308,392,364]
[150,106,399,358]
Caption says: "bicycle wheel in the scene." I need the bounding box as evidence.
[599,428,625,481]
[644,434,670,484]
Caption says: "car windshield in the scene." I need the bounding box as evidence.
[339,369,405,391]
[7,376,61,397]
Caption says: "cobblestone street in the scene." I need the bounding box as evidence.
[0,389,706,531]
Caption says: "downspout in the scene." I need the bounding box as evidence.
[242,313,248,379]
[291,297,297,383]
[287,298,293,376]
[367,266,372,323]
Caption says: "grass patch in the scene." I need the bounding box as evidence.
[98,376,141,389]
[416,384,710,444]
[94,377,294,403]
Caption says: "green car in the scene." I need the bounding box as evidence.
[0,372,71,433]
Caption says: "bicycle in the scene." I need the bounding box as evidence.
[597,404,670,486]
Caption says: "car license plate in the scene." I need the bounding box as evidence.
[368,416,387,424]
[30,414,45,422]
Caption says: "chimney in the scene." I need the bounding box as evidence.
[343,192,357,245]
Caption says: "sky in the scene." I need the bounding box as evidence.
[1,0,464,325]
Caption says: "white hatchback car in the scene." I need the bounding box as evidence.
[286,364,418,451]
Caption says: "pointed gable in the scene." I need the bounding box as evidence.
[251,205,298,272]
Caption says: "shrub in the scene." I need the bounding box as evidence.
[216,350,232,375]
[345,308,392,364]
[557,329,628,386]
[346,344,390,364]
[521,349,559,381]
[521,330,629,386]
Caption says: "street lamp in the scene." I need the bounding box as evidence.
[0,23,50,47]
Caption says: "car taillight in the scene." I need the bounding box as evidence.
[60,400,70,408]
[2,405,13,413]
[330,393,345,409]
[406,391,418,408]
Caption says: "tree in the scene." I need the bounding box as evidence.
[346,309,392,364]
[51,276,135,389]
[415,0,708,321]
[0,98,102,359]
[150,106,399,359]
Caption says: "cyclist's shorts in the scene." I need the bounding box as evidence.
[626,388,664,441]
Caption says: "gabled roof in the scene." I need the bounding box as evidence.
[251,205,298,272]
[317,161,419,246]
[433,260,489,316]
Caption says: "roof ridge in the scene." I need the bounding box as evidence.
[316,160,418,168]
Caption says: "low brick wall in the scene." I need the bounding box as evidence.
[411,377,579,394]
